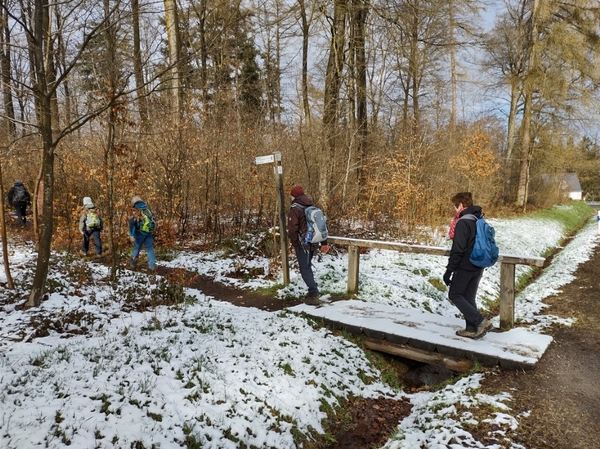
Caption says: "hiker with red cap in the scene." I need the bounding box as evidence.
[287,185,330,305]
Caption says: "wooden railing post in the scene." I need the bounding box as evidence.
[499,262,516,331]
[347,245,360,294]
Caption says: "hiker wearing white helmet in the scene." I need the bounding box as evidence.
[78,197,103,257]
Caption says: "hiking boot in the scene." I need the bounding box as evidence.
[473,318,493,340]
[128,259,137,268]
[148,266,157,273]
[304,294,321,305]
[79,250,88,257]
[456,329,477,338]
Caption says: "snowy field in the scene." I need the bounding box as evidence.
[0,206,597,448]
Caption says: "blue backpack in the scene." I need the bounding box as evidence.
[461,214,499,268]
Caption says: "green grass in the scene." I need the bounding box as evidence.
[529,201,594,241]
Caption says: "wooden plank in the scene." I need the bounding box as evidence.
[384,333,409,345]
[434,342,467,360]
[466,351,499,367]
[499,357,535,371]
[362,336,474,373]
[497,254,545,267]
[407,338,436,352]
[329,237,449,257]
[363,327,387,340]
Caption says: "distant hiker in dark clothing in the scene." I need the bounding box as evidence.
[444,192,492,339]
[287,185,329,305]
[7,180,31,227]
[78,197,103,257]
[129,195,156,272]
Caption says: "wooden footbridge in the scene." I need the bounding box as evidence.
[292,300,553,372]
[291,236,551,372]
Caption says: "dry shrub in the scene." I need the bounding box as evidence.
[450,132,502,198]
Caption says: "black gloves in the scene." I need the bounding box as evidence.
[443,270,453,286]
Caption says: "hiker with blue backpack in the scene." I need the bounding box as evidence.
[287,186,330,305]
[7,180,31,228]
[444,192,498,339]
[129,195,157,272]
[78,197,103,257]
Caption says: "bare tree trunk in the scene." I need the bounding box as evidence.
[0,158,14,289]
[103,0,119,276]
[197,0,209,107]
[409,2,419,132]
[351,0,368,186]
[448,0,457,130]
[516,0,539,210]
[26,0,55,308]
[322,0,347,206]
[132,0,149,130]
[0,2,16,136]
[33,167,43,247]
[164,0,183,120]
[503,80,520,199]
[53,6,71,127]
[298,0,311,124]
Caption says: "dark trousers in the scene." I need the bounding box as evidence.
[294,245,319,295]
[14,203,27,226]
[448,268,484,330]
[82,229,102,255]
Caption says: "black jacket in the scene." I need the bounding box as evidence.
[447,205,483,272]
[7,182,31,206]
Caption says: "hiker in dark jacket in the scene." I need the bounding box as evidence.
[129,195,156,271]
[444,192,492,339]
[287,185,329,305]
[7,180,31,227]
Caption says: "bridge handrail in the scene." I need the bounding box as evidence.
[327,236,547,331]
[328,236,545,267]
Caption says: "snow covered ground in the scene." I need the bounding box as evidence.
[0,206,597,448]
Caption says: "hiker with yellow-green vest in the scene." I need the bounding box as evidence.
[129,195,157,272]
[79,197,103,257]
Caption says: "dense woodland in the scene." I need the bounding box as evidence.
[0,0,599,306]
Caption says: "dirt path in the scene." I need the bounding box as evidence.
[159,241,600,448]
[481,242,600,448]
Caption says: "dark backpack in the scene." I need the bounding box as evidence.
[294,204,328,244]
[138,208,156,234]
[461,214,499,268]
[12,185,27,204]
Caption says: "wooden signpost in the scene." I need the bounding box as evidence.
[255,151,290,285]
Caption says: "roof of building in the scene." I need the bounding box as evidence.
[541,173,582,192]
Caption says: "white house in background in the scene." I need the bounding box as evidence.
[541,173,583,200]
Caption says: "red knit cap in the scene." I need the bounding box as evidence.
[290,186,304,197]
